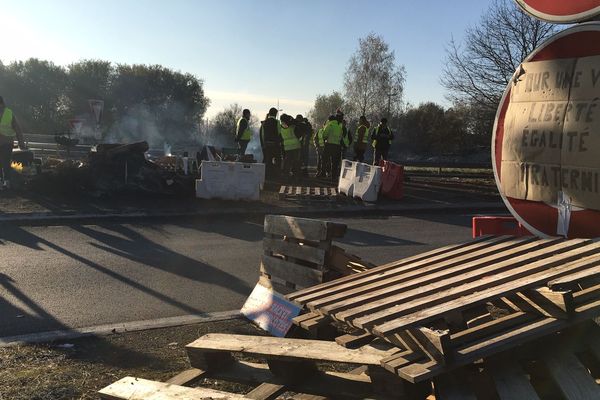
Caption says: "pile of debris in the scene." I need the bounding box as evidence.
[28,141,196,197]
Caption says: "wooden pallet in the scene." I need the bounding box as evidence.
[184,333,429,399]
[287,235,600,382]
[434,321,600,400]
[260,215,375,290]
[279,186,338,201]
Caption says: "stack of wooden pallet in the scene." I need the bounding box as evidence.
[287,235,600,384]
[279,186,339,201]
[260,215,375,290]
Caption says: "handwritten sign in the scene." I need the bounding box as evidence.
[241,283,301,337]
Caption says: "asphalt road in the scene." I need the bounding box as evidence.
[0,211,480,338]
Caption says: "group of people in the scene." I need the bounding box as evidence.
[236,107,394,182]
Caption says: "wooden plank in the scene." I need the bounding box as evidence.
[186,334,396,366]
[347,239,582,329]
[487,359,541,400]
[372,242,600,335]
[548,265,600,290]
[573,283,600,306]
[543,351,600,400]
[246,382,286,400]
[287,235,506,302]
[166,368,206,386]
[263,238,327,266]
[98,377,246,399]
[264,215,347,241]
[450,312,538,348]
[319,237,554,320]
[261,256,323,289]
[335,330,375,348]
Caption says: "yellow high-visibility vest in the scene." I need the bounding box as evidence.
[280,125,301,151]
[236,117,252,141]
[0,108,16,137]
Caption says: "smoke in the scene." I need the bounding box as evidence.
[104,102,202,148]
[246,129,263,162]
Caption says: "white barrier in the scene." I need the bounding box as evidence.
[337,160,382,202]
[338,159,356,197]
[196,161,265,200]
[354,163,382,202]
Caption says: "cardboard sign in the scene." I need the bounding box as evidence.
[492,23,600,238]
[515,0,600,23]
[241,283,301,337]
[500,56,600,211]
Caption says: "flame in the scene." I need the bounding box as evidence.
[11,162,23,173]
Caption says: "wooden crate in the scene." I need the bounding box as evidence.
[287,235,600,382]
[261,215,354,289]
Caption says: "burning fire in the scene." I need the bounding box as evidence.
[11,162,23,173]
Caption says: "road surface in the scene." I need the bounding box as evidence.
[0,211,479,338]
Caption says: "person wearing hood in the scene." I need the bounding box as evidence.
[353,116,370,162]
[372,117,394,165]
[260,107,282,179]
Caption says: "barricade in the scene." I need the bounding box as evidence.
[196,161,265,201]
[379,160,404,200]
[472,216,532,238]
[337,159,356,197]
[353,162,382,202]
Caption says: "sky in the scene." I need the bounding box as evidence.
[2,0,495,119]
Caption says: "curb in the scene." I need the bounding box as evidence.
[0,202,508,224]
[0,310,242,347]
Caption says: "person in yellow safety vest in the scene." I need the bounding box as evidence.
[235,108,252,156]
[0,96,25,190]
[280,114,302,181]
[353,116,370,163]
[322,111,344,182]
[312,121,326,178]
[371,117,394,165]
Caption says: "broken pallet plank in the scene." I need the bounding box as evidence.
[99,377,246,399]
[186,334,395,366]
[264,215,346,241]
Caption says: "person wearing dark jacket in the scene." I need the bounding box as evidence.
[372,118,394,165]
[260,107,281,179]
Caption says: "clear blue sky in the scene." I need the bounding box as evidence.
[3,0,494,118]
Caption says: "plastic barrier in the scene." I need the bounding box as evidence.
[379,160,404,200]
[353,163,382,202]
[196,161,265,200]
[472,216,533,238]
[337,159,356,197]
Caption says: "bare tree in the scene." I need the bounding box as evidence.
[343,33,406,121]
[441,0,558,111]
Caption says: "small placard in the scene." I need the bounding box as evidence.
[241,282,301,337]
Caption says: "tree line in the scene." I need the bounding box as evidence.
[308,0,558,158]
[0,59,209,144]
